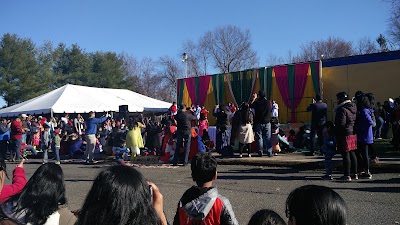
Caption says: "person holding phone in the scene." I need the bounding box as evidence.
[85,111,110,164]
[0,159,27,203]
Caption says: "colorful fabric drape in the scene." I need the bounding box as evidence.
[185,78,197,104]
[258,67,266,94]
[227,72,241,106]
[291,63,310,122]
[241,69,256,103]
[177,79,184,104]
[212,74,225,105]
[310,61,321,95]
[274,66,291,111]
[266,67,273,100]
[197,76,211,106]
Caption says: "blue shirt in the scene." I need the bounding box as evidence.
[85,117,108,135]
[115,146,128,160]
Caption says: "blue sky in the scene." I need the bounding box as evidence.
[0,0,391,106]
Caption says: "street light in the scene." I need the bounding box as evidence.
[182,52,188,78]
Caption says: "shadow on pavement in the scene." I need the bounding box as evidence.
[334,186,400,193]
[217,168,320,181]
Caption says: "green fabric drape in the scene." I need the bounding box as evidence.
[310,61,320,95]
[212,74,225,104]
[177,79,184,104]
[288,65,295,106]
[258,67,266,94]
[266,67,273,100]
[241,69,255,103]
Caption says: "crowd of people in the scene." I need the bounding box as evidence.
[0,153,349,225]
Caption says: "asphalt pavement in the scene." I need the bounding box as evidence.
[5,160,399,225]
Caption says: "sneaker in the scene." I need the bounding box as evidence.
[359,172,372,179]
[350,174,358,180]
[338,176,351,182]
[274,153,278,156]
[55,161,61,165]
[239,154,243,158]
[248,154,251,158]
[322,175,333,180]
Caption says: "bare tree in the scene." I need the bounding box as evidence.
[182,40,203,77]
[158,56,183,102]
[295,36,353,61]
[377,34,390,52]
[353,37,379,55]
[387,0,400,46]
[200,25,258,73]
[266,54,284,66]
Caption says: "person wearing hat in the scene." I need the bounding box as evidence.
[171,104,198,166]
[85,111,110,164]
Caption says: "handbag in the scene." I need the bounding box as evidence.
[344,134,357,151]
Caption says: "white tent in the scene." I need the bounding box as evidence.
[0,84,171,117]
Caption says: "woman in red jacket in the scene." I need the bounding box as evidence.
[0,159,26,203]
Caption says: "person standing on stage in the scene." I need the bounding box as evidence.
[307,94,327,155]
[85,111,109,164]
[250,91,273,157]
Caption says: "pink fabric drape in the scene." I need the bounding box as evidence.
[274,66,291,108]
[185,78,197,104]
[291,63,310,122]
[197,76,211,106]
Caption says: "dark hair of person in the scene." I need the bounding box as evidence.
[76,165,160,225]
[289,129,296,135]
[336,92,349,104]
[356,95,371,110]
[12,164,66,225]
[191,153,217,186]
[285,185,347,225]
[240,102,251,124]
[248,209,286,225]
[258,90,266,99]
[0,159,9,179]
[315,94,322,101]
[365,93,376,109]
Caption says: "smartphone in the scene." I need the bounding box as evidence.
[149,185,153,202]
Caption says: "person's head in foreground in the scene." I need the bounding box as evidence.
[285,185,347,225]
[76,165,165,225]
[191,153,217,187]
[5,163,67,225]
[248,209,286,225]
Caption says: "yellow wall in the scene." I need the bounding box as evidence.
[322,59,400,121]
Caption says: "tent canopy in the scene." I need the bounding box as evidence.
[0,84,171,117]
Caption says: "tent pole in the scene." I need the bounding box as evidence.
[51,109,53,118]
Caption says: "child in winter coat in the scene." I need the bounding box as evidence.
[115,140,129,165]
[321,121,336,180]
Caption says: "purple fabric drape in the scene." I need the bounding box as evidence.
[291,63,309,122]
[185,78,197,104]
[197,76,211,106]
[274,66,291,108]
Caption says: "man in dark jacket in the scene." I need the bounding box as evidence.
[307,94,327,155]
[173,153,238,225]
[335,92,358,181]
[250,91,272,157]
[172,104,198,165]
[213,104,231,156]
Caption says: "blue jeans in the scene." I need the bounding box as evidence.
[172,132,192,164]
[9,138,22,161]
[254,123,272,156]
[324,152,336,175]
[375,117,384,138]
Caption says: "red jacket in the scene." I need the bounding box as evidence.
[10,120,23,140]
[0,167,27,203]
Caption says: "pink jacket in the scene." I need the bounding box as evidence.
[0,167,27,203]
